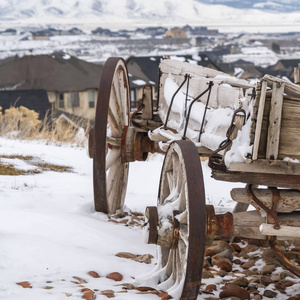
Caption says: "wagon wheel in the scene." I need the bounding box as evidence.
[93,57,130,214]
[145,140,206,299]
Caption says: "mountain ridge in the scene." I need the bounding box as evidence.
[0,0,299,28]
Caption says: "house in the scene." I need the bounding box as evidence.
[266,59,300,81]
[0,53,103,121]
[126,56,161,108]
[219,59,262,79]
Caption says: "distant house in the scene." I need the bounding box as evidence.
[126,56,161,108]
[0,53,103,121]
[267,59,300,81]
[219,59,262,79]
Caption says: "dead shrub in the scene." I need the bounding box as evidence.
[0,106,90,146]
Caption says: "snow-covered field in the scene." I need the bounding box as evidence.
[0,137,242,299]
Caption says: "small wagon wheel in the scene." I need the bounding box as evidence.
[145,140,206,299]
[93,57,130,214]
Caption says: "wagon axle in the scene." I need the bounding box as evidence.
[144,205,234,247]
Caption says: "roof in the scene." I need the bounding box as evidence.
[0,53,103,93]
[126,56,161,85]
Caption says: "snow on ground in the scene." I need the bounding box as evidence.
[0,138,242,299]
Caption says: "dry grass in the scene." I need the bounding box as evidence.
[0,106,90,146]
[0,154,72,175]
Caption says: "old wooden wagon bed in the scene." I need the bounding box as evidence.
[89,57,300,300]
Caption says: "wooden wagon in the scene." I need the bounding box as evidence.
[89,57,300,300]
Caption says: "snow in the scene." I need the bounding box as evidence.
[1,0,300,32]
[0,137,241,299]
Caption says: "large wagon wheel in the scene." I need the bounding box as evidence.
[93,57,130,214]
[145,140,206,300]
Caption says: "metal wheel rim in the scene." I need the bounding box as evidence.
[157,140,206,299]
[93,57,130,214]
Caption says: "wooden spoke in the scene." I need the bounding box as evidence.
[151,140,206,300]
[93,57,130,214]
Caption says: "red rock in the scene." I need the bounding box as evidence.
[288,295,300,300]
[221,283,240,290]
[106,272,123,281]
[218,260,232,272]
[219,287,250,300]
[205,284,217,292]
[81,288,94,300]
[116,252,137,259]
[241,260,255,269]
[101,290,115,298]
[16,281,32,288]
[241,244,259,253]
[136,286,156,292]
[157,292,172,299]
[73,276,87,284]
[261,264,276,275]
[230,243,241,252]
[88,271,100,278]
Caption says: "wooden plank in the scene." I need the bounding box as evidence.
[159,59,255,88]
[212,169,300,190]
[260,223,300,238]
[233,210,300,240]
[263,74,300,98]
[141,86,153,120]
[252,80,267,160]
[266,82,284,160]
[231,187,300,213]
[228,160,300,175]
[278,100,300,160]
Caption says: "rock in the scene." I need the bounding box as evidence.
[232,276,249,288]
[217,249,234,261]
[270,274,280,282]
[281,280,295,288]
[16,281,32,288]
[202,269,215,279]
[81,288,95,300]
[261,264,276,275]
[263,290,277,298]
[73,276,87,284]
[211,254,232,271]
[217,269,228,277]
[205,240,234,256]
[205,284,217,292]
[241,244,259,253]
[262,248,276,259]
[232,258,242,265]
[219,286,250,300]
[203,258,211,269]
[119,283,135,290]
[253,294,262,300]
[88,271,100,278]
[101,290,115,298]
[288,295,300,300]
[241,260,255,269]
[106,272,123,281]
[221,283,240,290]
[135,286,156,292]
[218,260,232,272]
[280,270,296,279]
[230,243,241,252]
[133,254,153,264]
[260,275,272,286]
[115,252,137,259]
[158,292,172,299]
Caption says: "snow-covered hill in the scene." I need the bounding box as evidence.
[1,0,300,29]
